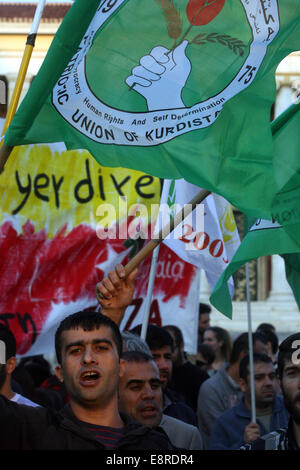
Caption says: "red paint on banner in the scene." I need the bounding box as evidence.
[0,221,126,354]
[132,243,197,308]
[0,221,196,354]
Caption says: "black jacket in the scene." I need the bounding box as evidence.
[169,361,209,413]
[0,394,175,450]
[163,388,197,426]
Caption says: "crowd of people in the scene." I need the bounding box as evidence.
[0,264,299,451]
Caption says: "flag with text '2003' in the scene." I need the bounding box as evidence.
[156,178,240,295]
[4,0,300,219]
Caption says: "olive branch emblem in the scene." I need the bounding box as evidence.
[191,32,246,56]
[156,0,247,56]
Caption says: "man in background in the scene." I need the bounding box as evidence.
[198,303,211,343]
[197,331,268,448]
[241,332,300,450]
[131,323,197,426]
[209,353,289,449]
[96,264,197,425]
[256,324,279,364]
[0,324,39,407]
[118,350,203,450]
[164,324,209,413]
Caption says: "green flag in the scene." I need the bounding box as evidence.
[3,0,300,220]
[210,219,300,317]
[269,101,300,244]
[210,99,300,317]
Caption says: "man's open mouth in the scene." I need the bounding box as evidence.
[140,405,159,417]
[79,370,101,386]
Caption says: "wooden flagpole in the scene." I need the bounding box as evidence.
[139,178,165,341]
[123,188,210,276]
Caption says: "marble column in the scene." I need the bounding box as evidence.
[0,77,6,106]
[274,84,294,117]
[267,254,295,303]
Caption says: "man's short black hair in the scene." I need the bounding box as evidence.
[256,323,276,334]
[55,311,123,364]
[239,353,273,382]
[164,325,184,349]
[229,333,249,364]
[130,324,174,352]
[0,323,16,360]
[229,332,268,364]
[199,303,211,315]
[253,331,268,346]
[277,332,300,380]
[256,327,279,355]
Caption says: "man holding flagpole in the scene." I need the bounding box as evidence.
[240,333,300,450]
[209,353,289,449]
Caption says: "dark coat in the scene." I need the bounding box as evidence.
[163,388,197,426]
[209,395,289,450]
[0,394,174,450]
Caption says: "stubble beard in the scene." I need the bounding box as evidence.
[69,376,118,409]
[283,391,300,425]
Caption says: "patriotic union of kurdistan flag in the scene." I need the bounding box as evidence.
[3,0,300,222]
